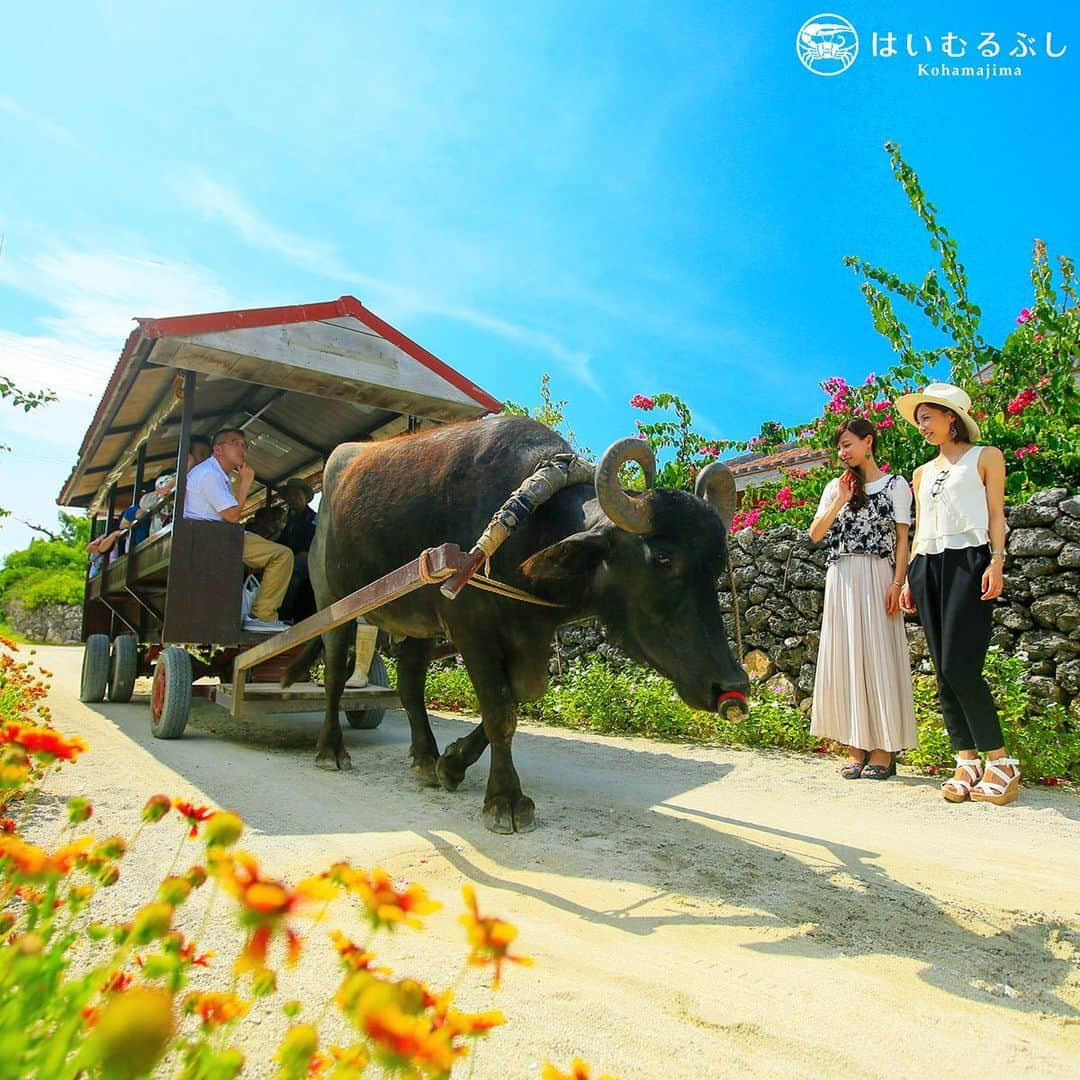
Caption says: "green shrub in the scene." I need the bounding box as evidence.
[6,569,84,610]
[412,649,1079,782]
[905,647,1080,781]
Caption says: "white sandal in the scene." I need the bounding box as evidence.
[970,757,1021,806]
[942,756,983,803]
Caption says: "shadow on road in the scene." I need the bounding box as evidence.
[87,694,1080,1019]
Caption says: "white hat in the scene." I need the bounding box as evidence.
[894,382,980,442]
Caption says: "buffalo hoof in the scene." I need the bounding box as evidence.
[315,748,353,771]
[411,757,440,788]
[483,795,536,834]
[436,754,467,792]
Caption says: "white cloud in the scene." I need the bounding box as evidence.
[173,169,599,390]
[0,93,81,148]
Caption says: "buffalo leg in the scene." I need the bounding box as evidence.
[315,622,353,771]
[396,638,440,787]
[436,725,489,792]
[453,637,534,834]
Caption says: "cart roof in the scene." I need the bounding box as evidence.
[58,295,503,510]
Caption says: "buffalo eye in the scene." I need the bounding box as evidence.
[652,549,673,569]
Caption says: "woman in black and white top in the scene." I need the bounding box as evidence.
[895,382,1019,805]
[809,418,917,779]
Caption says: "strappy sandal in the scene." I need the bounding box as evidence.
[942,756,982,803]
[970,757,1021,806]
[840,760,865,779]
[862,755,896,780]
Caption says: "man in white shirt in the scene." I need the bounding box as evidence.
[184,428,294,632]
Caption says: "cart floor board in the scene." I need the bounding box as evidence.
[212,682,400,716]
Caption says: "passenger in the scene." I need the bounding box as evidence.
[246,505,286,541]
[276,478,317,555]
[276,478,318,622]
[183,428,293,633]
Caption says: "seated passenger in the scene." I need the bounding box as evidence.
[246,506,286,541]
[183,428,294,633]
[276,478,317,555]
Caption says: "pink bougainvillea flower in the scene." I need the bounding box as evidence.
[1014,444,1040,460]
[1034,333,1044,342]
[1007,388,1036,416]
[629,394,655,411]
[1016,308,1033,324]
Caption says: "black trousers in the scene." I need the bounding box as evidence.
[906,545,1003,752]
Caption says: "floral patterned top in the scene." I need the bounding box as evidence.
[818,473,913,568]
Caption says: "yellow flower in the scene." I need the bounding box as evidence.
[330,864,440,931]
[459,885,533,988]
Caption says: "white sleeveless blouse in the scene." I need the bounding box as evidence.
[911,446,989,556]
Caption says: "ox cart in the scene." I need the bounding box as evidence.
[61,296,502,739]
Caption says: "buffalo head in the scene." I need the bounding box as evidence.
[521,438,750,717]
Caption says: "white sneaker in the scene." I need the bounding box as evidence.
[243,618,291,633]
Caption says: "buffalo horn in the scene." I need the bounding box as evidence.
[595,438,656,535]
[695,461,737,530]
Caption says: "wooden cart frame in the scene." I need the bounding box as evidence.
[60,296,500,739]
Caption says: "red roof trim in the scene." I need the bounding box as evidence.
[137,295,503,414]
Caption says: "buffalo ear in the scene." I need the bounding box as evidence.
[519,528,612,583]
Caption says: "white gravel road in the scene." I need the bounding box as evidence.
[20,645,1080,1078]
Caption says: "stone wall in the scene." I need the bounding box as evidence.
[3,602,82,645]
[555,489,1080,716]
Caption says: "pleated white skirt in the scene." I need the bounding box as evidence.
[811,554,918,752]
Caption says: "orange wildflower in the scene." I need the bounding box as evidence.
[0,817,16,833]
[329,929,382,973]
[542,1060,620,1080]
[1,722,87,761]
[329,863,440,931]
[173,800,214,838]
[459,885,532,988]
[212,851,336,976]
[183,990,250,1028]
[328,1043,370,1077]
[0,833,92,879]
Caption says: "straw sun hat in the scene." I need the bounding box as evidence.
[894,382,980,442]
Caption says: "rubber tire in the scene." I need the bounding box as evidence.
[79,634,110,702]
[345,653,389,730]
[107,635,138,702]
[150,646,192,740]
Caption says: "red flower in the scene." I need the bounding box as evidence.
[173,801,214,838]
[1014,444,1040,460]
[0,818,16,834]
[1016,308,1034,324]
[629,394,655,411]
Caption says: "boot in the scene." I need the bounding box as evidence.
[345,623,379,688]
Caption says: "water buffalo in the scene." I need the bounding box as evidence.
[295,415,749,833]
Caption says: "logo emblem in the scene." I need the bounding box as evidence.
[796,14,859,76]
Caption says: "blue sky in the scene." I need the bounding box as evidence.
[2,1,1078,558]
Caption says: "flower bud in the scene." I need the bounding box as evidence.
[141,794,171,823]
[89,988,175,1078]
[130,902,173,945]
[156,876,193,906]
[204,811,244,848]
[67,797,93,824]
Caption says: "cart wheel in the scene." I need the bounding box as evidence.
[151,647,192,740]
[107,635,138,702]
[345,653,389,730]
[79,634,110,702]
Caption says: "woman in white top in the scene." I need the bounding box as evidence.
[808,418,917,779]
[895,382,1019,805]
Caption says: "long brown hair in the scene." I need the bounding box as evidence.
[833,418,877,512]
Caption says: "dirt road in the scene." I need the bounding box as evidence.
[23,645,1080,1077]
